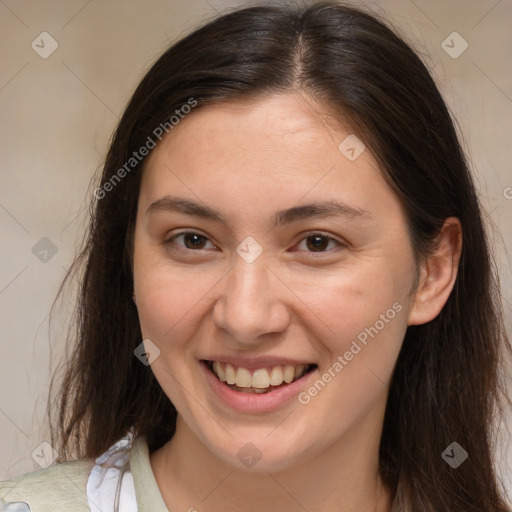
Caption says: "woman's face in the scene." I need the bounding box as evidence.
[133,93,418,471]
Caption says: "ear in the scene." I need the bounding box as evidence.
[408,217,462,325]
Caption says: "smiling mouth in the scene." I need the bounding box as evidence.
[204,360,317,394]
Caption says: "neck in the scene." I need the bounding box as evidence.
[150,414,392,512]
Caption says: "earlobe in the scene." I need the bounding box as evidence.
[408,217,462,326]
[132,293,137,305]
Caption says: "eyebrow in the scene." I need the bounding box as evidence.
[146,195,371,227]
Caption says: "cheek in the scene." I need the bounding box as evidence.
[291,254,412,417]
[294,259,410,351]
[135,271,204,343]
[293,270,408,436]
[132,243,223,350]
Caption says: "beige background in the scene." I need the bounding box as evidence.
[1,0,511,495]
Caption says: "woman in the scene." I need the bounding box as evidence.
[1,1,510,511]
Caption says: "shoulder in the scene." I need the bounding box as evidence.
[0,431,164,512]
[0,458,94,512]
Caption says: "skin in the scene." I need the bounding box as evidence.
[132,92,462,512]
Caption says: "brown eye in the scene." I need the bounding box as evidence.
[167,232,215,250]
[306,235,330,252]
[295,233,345,253]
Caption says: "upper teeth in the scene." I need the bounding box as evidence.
[211,361,310,388]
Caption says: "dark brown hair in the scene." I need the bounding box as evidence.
[48,1,511,510]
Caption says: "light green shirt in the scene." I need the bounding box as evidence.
[0,436,168,511]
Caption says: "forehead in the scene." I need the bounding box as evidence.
[139,92,392,220]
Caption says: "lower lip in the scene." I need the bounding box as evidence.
[200,361,317,413]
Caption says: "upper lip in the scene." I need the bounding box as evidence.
[201,355,316,371]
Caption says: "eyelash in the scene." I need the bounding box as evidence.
[165,231,347,255]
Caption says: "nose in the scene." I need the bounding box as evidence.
[212,254,290,346]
